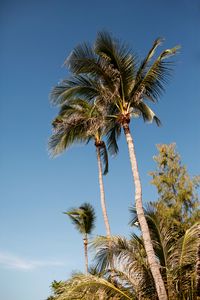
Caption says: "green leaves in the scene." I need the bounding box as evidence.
[54,272,133,300]
[95,31,136,99]
[50,75,103,106]
[149,143,200,230]
[99,141,109,175]
[50,31,179,161]
[64,203,96,235]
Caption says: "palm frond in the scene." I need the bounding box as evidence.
[159,46,180,60]
[131,45,179,104]
[99,141,109,175]
[95,31,136,99]
[134,102,161,126]
[169,223,200,271]
[106,121,121,155]
[136,37,164,80]
[50,75,102,106]
[48,122,87,157]
[65,42,96,73]
[65,42,119,89]
[57,273,134,300]
[64,203,96,235]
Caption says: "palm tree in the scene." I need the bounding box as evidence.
[58,31,179,300]
[49,98,111,238]
[64,203,96,273]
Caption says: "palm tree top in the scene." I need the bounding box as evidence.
[49,31,179,161]
[49,98,109,174]
[65,30,179,104]
[54,31,179,158]
[64,202,96,235]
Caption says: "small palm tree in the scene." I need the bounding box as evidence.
[64,203,96,273]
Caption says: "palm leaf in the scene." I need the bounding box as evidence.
[48,122,87,157]
[50,75,103,106]
[169,223,200,271]
[135,102,161,126]
[54,273,134,300]
[65,42,118,89]
[99,141,109,175]
[64,203,96,235]
[95,31,136,99]
[130,46,179,105]
[106,120,121,155]
[136,37,164,81]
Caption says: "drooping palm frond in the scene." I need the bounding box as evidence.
[65,42,119,90]
[50,75,103,106]
[134,102,161,126]
[91,235,156,299]
[64,203,96,235]
[49,99,110,174]
[49,121,87,157]
[99,141,109,175]
[106,120,121,155]
[52,272,134,300]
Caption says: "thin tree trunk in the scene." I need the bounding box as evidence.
[96,146,111,238]
[83,235,88,274]
[123,122,168,300]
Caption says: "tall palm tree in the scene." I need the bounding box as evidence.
[49,98,111,237]
[64,202,96,273]
[58,31,179,300]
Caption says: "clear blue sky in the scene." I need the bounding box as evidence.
[1,1,200,299]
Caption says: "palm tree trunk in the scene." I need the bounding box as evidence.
[83,235,88,274]
[96,145,111,238]
[122,122,168,300]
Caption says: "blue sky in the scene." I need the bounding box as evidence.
[1,0,200,299]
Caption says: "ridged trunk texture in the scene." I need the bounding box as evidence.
[96,146,111,238]
[83,236,88,274]
[123,123,168,300]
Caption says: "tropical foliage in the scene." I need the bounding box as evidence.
[47,144,200,300]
